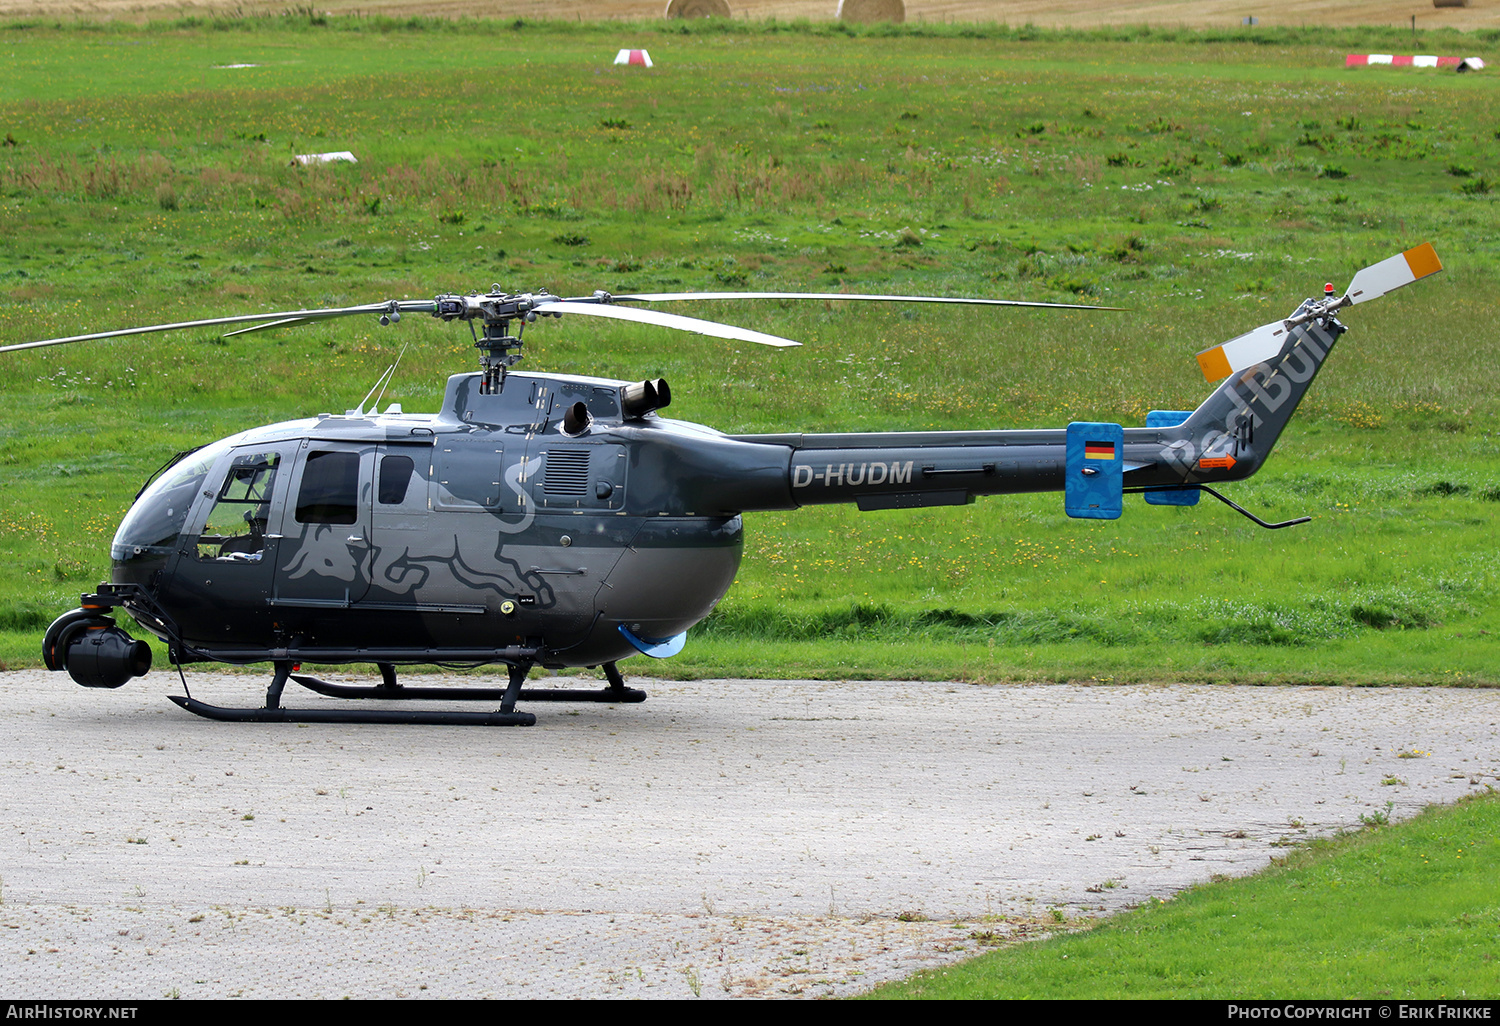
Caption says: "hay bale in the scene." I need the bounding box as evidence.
[837,0,905,23]
[664,0,732,17]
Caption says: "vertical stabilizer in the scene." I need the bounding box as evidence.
[1170,244,1441,484]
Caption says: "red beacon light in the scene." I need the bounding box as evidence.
[1324,282,1336,296]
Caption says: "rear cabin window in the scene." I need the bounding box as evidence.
[378,455,416,505]
[296,450,360,525]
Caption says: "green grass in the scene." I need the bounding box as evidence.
[866,792,1500,999]
[1,17,1498,679]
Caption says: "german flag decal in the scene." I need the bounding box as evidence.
[1084,441,1117,460]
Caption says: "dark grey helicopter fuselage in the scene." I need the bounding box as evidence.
[109,307,1333,672]
[112,371,752,668]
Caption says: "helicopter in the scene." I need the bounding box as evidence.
[6,243,1442,726]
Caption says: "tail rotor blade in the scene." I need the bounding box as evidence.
[1194,243,1442,382]
[1344,242,1442,305]
[1196,320,1291,382]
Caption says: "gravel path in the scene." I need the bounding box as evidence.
[1,670,1495,998]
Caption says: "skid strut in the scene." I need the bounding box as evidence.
[169,659,537,725]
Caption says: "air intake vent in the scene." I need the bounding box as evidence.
[543,448,591,497]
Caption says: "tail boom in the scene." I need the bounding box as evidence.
[727,311,1346,512]
[726,245,1439,516]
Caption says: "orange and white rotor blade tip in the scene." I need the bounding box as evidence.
[1195,320,1289,383]
[1345,242,1442,305]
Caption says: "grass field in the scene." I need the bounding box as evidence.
[867,791,1500,999]
[1,15,1498,682]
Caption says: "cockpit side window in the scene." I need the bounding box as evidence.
[111,440,232,563]
[195,452,281,562]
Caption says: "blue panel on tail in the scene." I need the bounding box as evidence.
[1065,422,1124,520]
[1144,410,1200,506]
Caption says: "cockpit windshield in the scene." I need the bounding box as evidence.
[111,439,234,563]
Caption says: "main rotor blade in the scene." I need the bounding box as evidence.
[605,291,1123,311]
[219,316,319,338]
[0,300,439,354]
[542,301,802,347]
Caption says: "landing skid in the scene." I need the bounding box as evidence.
[166,660,645,726]
[291,669,647,705]
[166,694,536,726]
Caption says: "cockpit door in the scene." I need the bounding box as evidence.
[271,441,376,611]
[163,443,291,643]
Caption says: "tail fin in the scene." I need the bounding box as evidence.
[1179,314,1347,479]
[1170,244,1441,482]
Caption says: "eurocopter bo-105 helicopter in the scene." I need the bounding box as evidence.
[6,244,1441,725]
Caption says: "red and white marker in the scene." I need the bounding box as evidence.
[613,49,654,67]
[1347,54,1485,70]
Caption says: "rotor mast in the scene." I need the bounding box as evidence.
[427,288,542,393]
